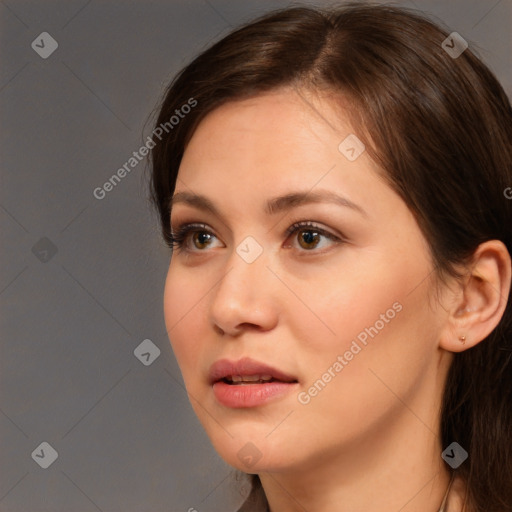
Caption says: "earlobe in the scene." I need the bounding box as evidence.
[439,240,511,353]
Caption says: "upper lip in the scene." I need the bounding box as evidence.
[208,357,298,385]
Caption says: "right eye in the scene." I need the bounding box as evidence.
[169,223,221,252]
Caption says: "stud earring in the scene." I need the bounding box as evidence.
[459,335,466,345]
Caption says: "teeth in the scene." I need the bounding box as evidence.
[229,374,273,383]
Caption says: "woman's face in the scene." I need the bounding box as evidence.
[163,88,451,475]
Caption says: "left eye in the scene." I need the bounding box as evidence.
[168,221,341,252]
[284,221,341,251]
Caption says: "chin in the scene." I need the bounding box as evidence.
[208,431,300,475]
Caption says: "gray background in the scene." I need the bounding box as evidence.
[1,0,510,511]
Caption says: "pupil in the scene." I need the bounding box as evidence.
[195,232,210,247]
[301,230,319,248]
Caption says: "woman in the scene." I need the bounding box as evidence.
[148,3,512,511]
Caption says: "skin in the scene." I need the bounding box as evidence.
[163,87,510,512]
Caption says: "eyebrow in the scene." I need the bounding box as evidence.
[169,189,367,219]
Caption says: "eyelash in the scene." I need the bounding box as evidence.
[168,221,343,253]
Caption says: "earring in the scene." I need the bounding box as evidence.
[459,335,466,345]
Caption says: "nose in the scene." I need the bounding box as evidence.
[208,245,279,336]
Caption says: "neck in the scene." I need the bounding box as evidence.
[258,406,453,512]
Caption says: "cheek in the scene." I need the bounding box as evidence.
[284,250,414,356]
[290,252,438,432]
[292,244,434,368]
[163,264,206,380]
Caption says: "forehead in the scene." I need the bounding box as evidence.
[173,88,395,224]
[179,89,365,180]
[184,88,352,156]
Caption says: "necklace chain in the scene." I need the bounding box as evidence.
[438,472,456,512]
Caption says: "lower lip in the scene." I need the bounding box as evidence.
[212,380,298,408]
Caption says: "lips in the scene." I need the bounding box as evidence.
[209,357,299,408]
[208,357,298,385]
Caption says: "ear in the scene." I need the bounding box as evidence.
[439,240,511,353]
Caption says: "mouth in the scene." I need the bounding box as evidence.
[209,357,299,408]
[208,357,298,385]
[220,375,291,385]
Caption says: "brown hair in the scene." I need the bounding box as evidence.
[148,3,512,510]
